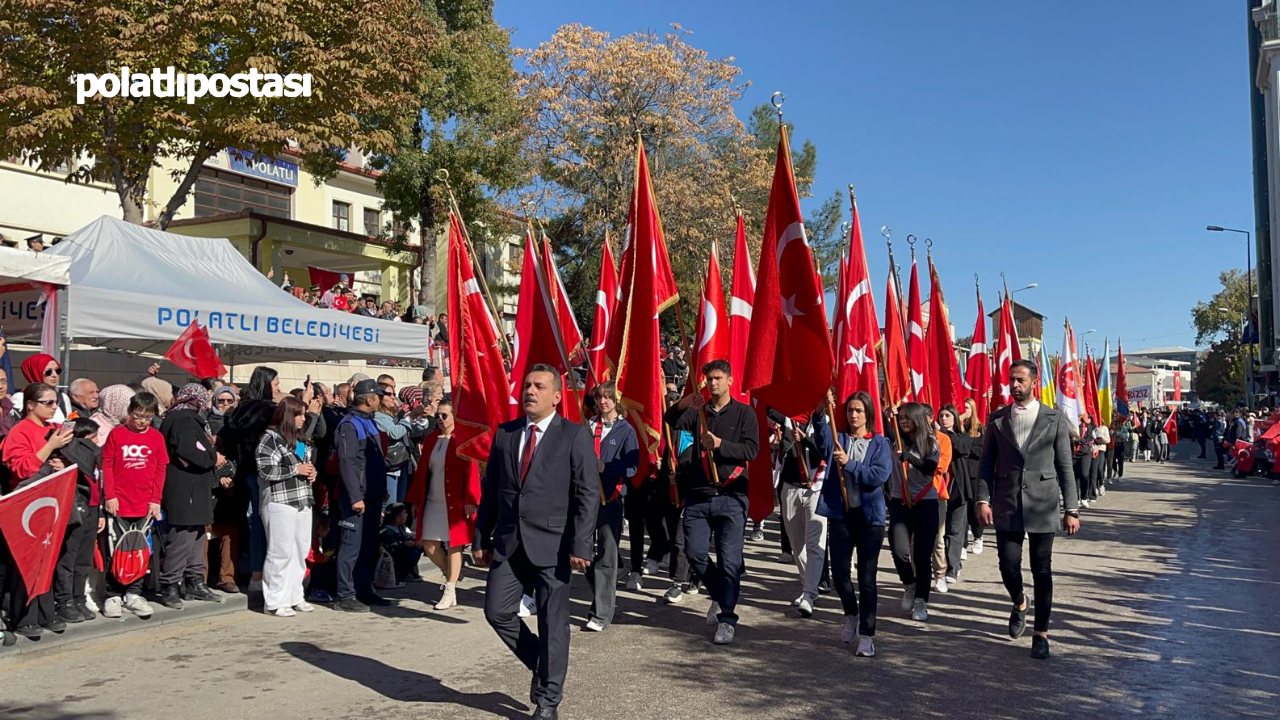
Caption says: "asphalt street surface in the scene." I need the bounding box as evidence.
[2,446,1278,720]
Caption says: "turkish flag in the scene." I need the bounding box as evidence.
[1081,353,1102,425]
[538,233,585,366]
[728,213,755,403]
[882,269,913,409]
[307,266,347,293]
[607,140,679,476]
[446,213,517,462]
[1234,440,1254,472]
[163,319,226,380]
[0,467,78,599]
[834,199,883,433]
[747,398,774,522]
[510,230,570,418]
[993,294,1021,410]
[906,255,931,409]
[962,293,991,423]
[1164,409,1179,445]
[742,126,834,418]
[585,231,618,390]
[925,253,960,411]
[688,240,729,395]
[1173,369,1182,403]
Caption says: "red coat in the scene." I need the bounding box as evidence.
[407,432,480,547]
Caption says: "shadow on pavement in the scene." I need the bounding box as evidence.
[0,702,118,720]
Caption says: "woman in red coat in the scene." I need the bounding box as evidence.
[407,402,479,611]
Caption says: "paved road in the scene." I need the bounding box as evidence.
[2,448,1278,720]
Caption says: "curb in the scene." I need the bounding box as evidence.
[0,591,250,661]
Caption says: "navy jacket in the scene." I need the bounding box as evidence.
[336,408,387,503]
[591,417,639,499]
[817,432,891,527]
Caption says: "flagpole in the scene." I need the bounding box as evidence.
[880,227,912,499]
[434,170,514,362]
[674,298,722,487]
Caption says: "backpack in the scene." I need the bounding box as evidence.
[109,517,154,586]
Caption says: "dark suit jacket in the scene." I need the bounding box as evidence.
[475,414,599,567]
[978,403,1079,534]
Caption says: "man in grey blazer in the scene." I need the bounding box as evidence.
[978,358,1081,660]
[474,364,599,720]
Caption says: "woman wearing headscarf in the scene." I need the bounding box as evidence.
[207,386,239,437]
[90,385,135,447]
[156,384,225,609]
[11,353,73,423]
[140,377,174,421]
[208,385,241,593]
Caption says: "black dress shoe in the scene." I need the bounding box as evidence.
[41,617,67,634]
[1031,635,1051,660]
[333,598,370,613]
[15,624,41,640]
[75,600,97,620]
[184,579,222,602]
[532,707,557,720]
[55,602,85,624]
[157,585,184,610]
[1009,599,1028,639]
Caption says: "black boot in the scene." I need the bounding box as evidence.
[157,584,184,610]
[75,599,97,621]
[184,578,222,603]
[55,601,85,624]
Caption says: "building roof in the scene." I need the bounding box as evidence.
[1130,346,1197,356]
[987,299,1046,320]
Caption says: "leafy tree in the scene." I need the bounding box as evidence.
[0,0,435,228]
[371,0,527,309]
[1191,269,1256,405]
[1195,339,1245,407]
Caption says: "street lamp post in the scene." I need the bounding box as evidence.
[1012,283,1038,294]
[1207,225,1255,408]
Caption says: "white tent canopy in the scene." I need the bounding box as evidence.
[38,216,432,363]
[0,245,70,342]
[0,245,71,286]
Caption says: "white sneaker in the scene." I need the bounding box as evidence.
[972,538,984,555]
[642,558,660,576]
[663,584,684,604]
[584,619,606,632]
[712,622,736,645]
[791,594,804,608]
[293,601,316,613]
[82,592,100,614]
[1099,486,1106,496]
[122,594,152,619]
[625,572,643,591]
[900,584,916,612]
[961,546,968,561]
[798,595,814,618]
[911,599,928,622]
[945,575,958,585]
[841,616,858,644]
[706,602,720,626]
[855,635,876,657]
[267,607,296,618]
[1081,499,1091,508]
[102,596,123,619]
[934,577,949,594]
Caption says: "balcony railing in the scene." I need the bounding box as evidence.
[1258,5,1280,42]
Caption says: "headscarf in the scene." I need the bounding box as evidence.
[20,353,59,385]
[170,383,213,439]
[140,377,174,412]
[398,386,423,409]
[90,384,135,446]
[211,386,238,416]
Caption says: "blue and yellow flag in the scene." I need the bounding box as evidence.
[1098,338,1113,426]
[1038,342,1056,408]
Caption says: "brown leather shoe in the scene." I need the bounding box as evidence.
[216,582,240,594]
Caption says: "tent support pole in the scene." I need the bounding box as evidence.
[58,287,71,390]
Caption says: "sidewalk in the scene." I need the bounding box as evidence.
[1,590,249,661]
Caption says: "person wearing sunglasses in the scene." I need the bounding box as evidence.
[206,386,239,438]
[10,353,73,424]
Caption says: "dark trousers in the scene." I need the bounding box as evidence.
[209,523,239,586]
[1197,438,1208,459]
[826,511,883,636]
[655,483,691,584]
[1214,441,1227,469]
[1074,454,1092,501]
[55,518,96,607]
[587,499,623,626]
[160,524,207,587]
[623,480,669,572]
[483,544,571,711]
[336,497,377,601]
[1104,445,1117,478]
[996,530,1055,633]
[1089,453,1103,496]
[942,498,967,579]
[888,498,940,602]
[683,494,746,625]
[1112,449,1126,479]
[1,532,57,629]
[968,502,986,542]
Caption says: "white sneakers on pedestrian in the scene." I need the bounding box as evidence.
[900,584,916,612]
[855,635,876,657]
[713,622,736,645]
[945,575,958,585]
[584,619,605,632]
[625,572,643,591]
[972,538,984,555]
[911,599,929,622]
[791,594,804,608]
[82,589,100,614]
[122,594,152,619]
[267,607,296,618]
[663,584,683,604]
[934,577,949,594]
[841,616,858,644]
[706,602,721,626]
[797,595,814,618]
[293,601,316,613]
[961,546,968,561]
[642,559,660,576]
[434,582,457,611]
[517,594,535,618]
[102,596,123,619]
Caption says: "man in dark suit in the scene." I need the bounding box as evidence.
[474,364,599,720]
[978,358,1081,660]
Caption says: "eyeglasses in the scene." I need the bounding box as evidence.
[34,399,57,407]
[129,412,155,421]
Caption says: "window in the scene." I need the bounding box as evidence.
[194,168,291,218]
[363,208,381,237]
[333,201,351,232]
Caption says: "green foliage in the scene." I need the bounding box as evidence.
[1191,269,1253,345]
[1195,339,1245,406]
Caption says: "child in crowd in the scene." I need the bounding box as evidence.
[306,513,337,603]
[100,392,168,619]
[379,503,423,584]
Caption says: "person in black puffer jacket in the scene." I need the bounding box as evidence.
[937,404,980,585]
[216,367,280,591]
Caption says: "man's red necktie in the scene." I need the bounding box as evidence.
[520,424,539,484]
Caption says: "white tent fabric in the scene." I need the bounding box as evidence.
[0,245,71,286]
[40,216,431,362]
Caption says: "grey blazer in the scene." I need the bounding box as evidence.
[978,403,1079,534]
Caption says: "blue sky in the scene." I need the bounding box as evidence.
[495,1,1254,354]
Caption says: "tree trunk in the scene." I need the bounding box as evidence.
[157,145,217,230]
[419,175,436,313]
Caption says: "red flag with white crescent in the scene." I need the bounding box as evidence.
[962,293,991,422]
[882,269,913,409]
[728,213,755,403]
[163,319,226,380]
[509,230,569,417]
[993,294,1021,410]
[834,198,883,433]
[585,231,618,389]
[906,254,931,408]
[742,125,834,418]
[925,252,960,410]
[0,467,78,598]
[688,240,729,394]
[538,233,585,367]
